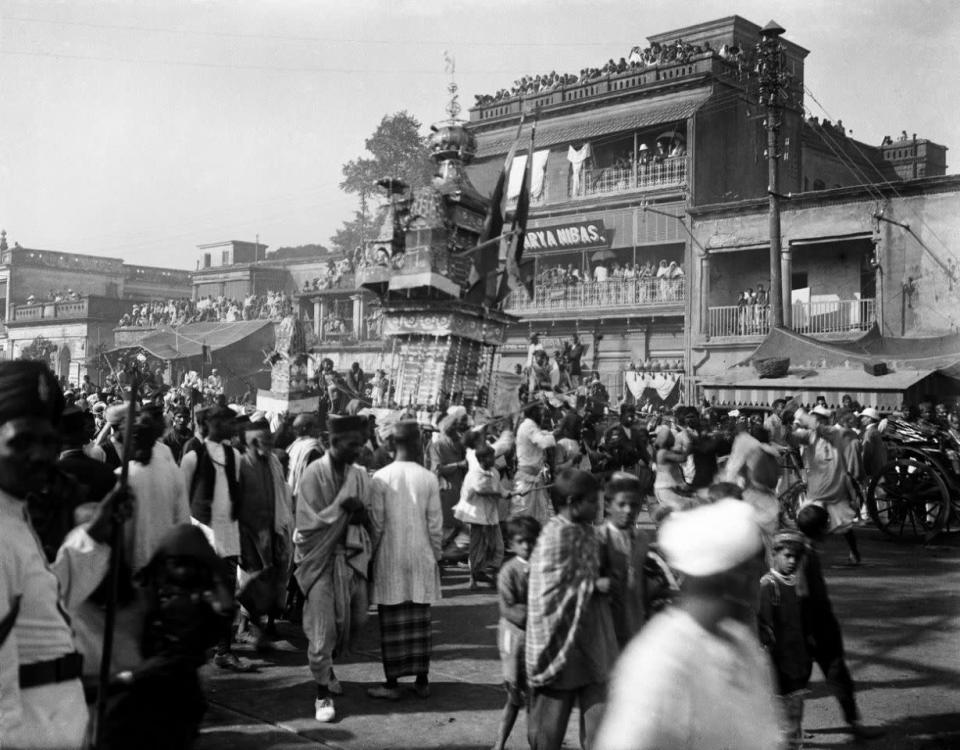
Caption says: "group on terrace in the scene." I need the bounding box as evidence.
[118,291,293,328]
[474,37,750,105]
[527,259,685,303]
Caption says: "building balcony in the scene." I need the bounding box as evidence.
[573,157,687,200]
[504,277,685,319]
[706,298,877,339]
[10,296,125,324]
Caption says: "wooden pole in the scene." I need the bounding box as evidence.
[93,366,140,747]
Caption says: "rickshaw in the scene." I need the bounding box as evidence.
[865,419,960,542]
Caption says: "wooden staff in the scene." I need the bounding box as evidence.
[94,361,141,747]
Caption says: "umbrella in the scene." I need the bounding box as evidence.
[656,130,686,142]
[591,249,617,262]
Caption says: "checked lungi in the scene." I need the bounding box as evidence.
[377,602,433,680]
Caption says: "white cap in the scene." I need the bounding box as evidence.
[658,499,762,577]
[728,409,741,418]
[858,407,880,421]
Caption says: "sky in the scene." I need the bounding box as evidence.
[0,0,958,271]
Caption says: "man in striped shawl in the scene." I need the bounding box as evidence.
[294,415,372,723]
[525,469,618,750]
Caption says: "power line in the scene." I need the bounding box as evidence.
[2,14,628,48]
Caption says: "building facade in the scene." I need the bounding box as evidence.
[464,15,953,403]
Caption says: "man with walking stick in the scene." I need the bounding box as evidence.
[0,360,131,749]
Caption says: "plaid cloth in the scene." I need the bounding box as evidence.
[378,602,433,679]
[525,516,599,687]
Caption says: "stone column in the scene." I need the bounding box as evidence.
[313,299,321,337]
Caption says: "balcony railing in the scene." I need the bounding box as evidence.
[707,298,877,338]
[505,277,685,315]
[574,157,687,198]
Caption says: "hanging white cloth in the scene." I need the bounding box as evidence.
[506,154,528,200]
[567,143,592,196]
[530,149,550,199]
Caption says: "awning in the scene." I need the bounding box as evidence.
[475,88,712,158]
[744,325,960,380]
[112,320,274,361]
[699,366,936,411]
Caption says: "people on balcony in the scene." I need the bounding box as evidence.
[521,259,684,308]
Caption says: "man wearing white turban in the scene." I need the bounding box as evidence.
[595,499,784,750]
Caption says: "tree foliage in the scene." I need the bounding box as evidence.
[269,243,329,260]
[330,112,434,254]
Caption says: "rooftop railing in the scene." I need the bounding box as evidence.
[707,298,877,338]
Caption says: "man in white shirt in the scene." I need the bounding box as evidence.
[0,361,129,749]
[512,402,556,525]
[367,421,443,700]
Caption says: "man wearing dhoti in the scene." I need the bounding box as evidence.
[512,402,556,525]
[294,415,372,723]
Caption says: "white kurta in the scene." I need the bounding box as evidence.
[368,461,443,606]
[595,608,784,750]
[123,454,192,575]
[0,490,110,746]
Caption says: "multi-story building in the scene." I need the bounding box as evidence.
[465,14,954,403]
[0,231,192,381]
[466,16,811,394]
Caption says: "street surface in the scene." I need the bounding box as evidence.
[197,524,960,750]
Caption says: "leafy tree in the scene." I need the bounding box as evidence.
[330,111,434,254]
[20,336,56,364]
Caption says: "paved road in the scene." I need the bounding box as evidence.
[197,526,960,750]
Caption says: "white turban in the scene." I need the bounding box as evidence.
[658,499,762,577]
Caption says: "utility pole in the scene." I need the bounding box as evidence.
[757,20,788,328]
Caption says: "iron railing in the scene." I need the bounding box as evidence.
[707,298,877,337]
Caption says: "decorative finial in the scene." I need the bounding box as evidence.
[0,230,6,252]
[443,51,460,120]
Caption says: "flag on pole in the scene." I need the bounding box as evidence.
[496,120,537,304]
[465,115,526,303]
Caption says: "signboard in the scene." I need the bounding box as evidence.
[524,220,610,252]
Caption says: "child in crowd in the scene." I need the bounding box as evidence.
[796,505,883,740]
[453,443,506,588]
[758,529,812,749]
[525,469,618,750]
[597,472,649,648]
[491,516,542,750]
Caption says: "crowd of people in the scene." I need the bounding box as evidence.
[736,283,772,334]
[118,292,293,328]
[474,38,752,106]
[530,260,685,304]
[8,351,958,747]
[301,257,354,291]
[24,288,83,304]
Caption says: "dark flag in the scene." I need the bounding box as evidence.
[497,123,537,304]
[465,115,526,303]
